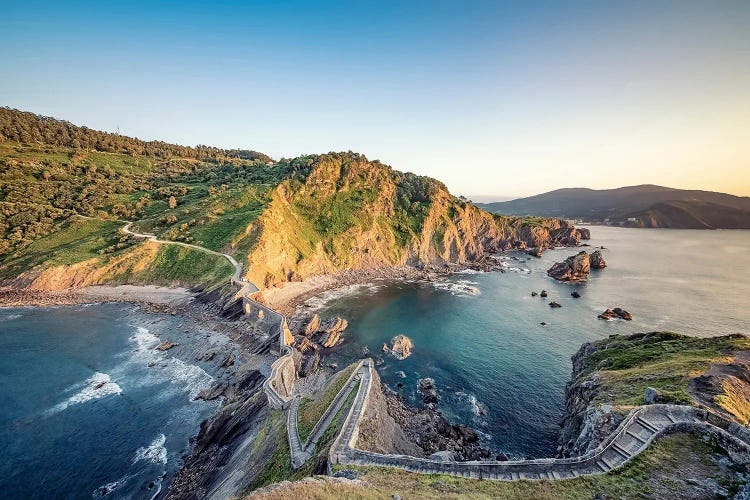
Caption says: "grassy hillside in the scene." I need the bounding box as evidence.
[0,109,578,290]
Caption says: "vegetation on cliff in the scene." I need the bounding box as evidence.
[1,109,579,290]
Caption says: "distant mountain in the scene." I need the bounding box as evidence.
[476,185,750,229]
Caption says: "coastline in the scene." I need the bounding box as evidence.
[0,285,193,308]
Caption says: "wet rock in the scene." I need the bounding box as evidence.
[361,346,370,357]
[613,307,632,320]
[531,291,538,297]
[156,341,178,351]
[418,378,439,407]
[196,382,229,401]
[590,250,607,269]
[304,314,321,336]
[547,251,591,283]
[540,322,547,326]
[526,247,543,258]
[220,354,235,368]
[381,343,389,353]
[571,291,581,298]
[549,301,562,308]
[598,308,617,320]
[540,290,548,298]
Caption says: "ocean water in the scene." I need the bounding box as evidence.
[0,304,222,499]
[308,227,750,458]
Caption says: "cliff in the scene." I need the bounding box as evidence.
[558,332,750,457]
[243,152,585,288]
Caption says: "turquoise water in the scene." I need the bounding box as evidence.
[310,227,750,458]
[0,304,222,499]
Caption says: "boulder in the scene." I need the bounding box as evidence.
[322,316,348,335]
[321,330,344,348]
[590,250,607,269]
[577,228,591,240]
[644,387,663,404]
[389,334,413,360]
[547,251,591,282]
[549,301,562,308]
[540,290,548,298]
[381,343,389,353]
[571,291,581,298]
[531,291,538,297]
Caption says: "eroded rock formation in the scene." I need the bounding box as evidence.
[547,251,591,283]
[590,250,606,269]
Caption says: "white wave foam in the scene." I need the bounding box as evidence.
[300,282,381,312]
[431,279,480,296]
[1,313,22,321]
[124,326,214,400]
[133,434,168,465]
[49,372,122,414]
[455,391,489,418]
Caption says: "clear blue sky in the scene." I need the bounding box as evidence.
[2,0,749,199]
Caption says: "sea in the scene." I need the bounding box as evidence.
[1,228,748,498]
[0,303,232,499]
[304,226,750,458]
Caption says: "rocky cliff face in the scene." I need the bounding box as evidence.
[243,152,584,288]
[557,342,625,457]
[547,251,591,283]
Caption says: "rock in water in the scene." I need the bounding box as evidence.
[320,316,348,347]
[156,341,178,351]
[389,334,413,359]
[598,308,633,320]
[540,290,548,298]
[598,308,617,320]
[571,291,581,298]
[531,291,538,297]
[418,377,439,407]
[590,250,607,269]
[304,314,321,336]
[547,251,591,282]
[549,301,562,308]
[381,343,389,353]
[612,307,633,320]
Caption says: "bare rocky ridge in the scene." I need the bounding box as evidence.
[357,369,491,461]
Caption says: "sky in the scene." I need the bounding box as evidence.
[2,0,749,200]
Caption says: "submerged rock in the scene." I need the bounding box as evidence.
[549,301,562,308]
[389,335,413,360]
[547,251,591,283]
[531,291,538,297]
[590,250,607,269]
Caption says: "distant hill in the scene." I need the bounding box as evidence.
[476,185,750,229]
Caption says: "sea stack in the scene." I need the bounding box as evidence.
[590,250,607,269]
[547,251,591,283]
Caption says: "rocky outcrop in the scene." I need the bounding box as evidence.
[590,250,606,269]
[557,344,625,457]
[304,314,321,336]
[526,247,543,258]
[547,251,590,283]
[597,308,633,320]
[387,335,413,360]
[417,378,439,408]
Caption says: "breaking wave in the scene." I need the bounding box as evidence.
[48,372,122,414]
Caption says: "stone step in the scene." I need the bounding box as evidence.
[595,460,609,472]
[636,417,660,433]
[626,429,647,443]
[610,442,631,459]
